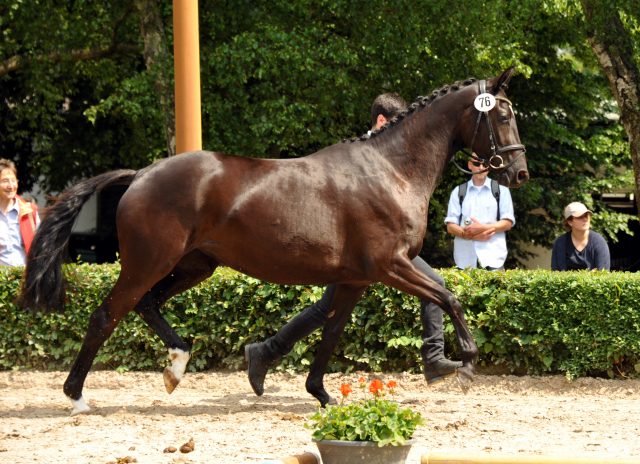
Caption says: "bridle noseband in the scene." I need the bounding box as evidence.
[452,79,526,175]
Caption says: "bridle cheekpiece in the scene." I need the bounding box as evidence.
[452,79,526,175]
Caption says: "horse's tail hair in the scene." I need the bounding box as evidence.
[18,169,138,313]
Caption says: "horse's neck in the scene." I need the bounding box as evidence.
[381,96,470,197]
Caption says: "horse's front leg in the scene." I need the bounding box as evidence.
[381,255,479,392]
[305,284,368,407]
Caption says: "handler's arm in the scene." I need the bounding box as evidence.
[464,218,512,236]
[446,221,474,240]
[444,186,471,239]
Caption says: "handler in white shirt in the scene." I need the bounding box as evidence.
[445,158,515,270]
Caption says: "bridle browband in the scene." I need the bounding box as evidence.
[452,79,526,175]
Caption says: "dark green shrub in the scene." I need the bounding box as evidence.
[1,264,638,379]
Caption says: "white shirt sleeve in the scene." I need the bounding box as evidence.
[498,185,515,226]
[445,186,462,225]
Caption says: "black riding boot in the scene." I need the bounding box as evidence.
[420,298,462,385]
[246,284,337,396]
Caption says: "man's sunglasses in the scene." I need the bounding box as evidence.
[471,160,487,167]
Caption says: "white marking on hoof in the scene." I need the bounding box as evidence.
[68,396,91,416]
[164,348,190,394]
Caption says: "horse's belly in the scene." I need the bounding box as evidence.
[198,229,365,286]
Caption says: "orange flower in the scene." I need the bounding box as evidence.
[358,376,365,384]
[387,380,397,390]
[369,379,385,395]
[340,383,353,397]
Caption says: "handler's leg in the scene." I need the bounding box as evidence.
[412,256,462,385]
[246,285,338,396]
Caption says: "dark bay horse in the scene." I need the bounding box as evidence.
[20,67,528,415]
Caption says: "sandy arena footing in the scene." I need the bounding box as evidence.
[0,370,639,463]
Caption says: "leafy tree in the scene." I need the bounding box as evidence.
[0,0,635,267]
[578,0,640,214]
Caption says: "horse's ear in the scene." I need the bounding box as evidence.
[489,66,516,94]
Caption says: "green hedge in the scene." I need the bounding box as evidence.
[1,264,639,379]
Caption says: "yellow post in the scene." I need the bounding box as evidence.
[173,0,202,154]
[422,452,640,464]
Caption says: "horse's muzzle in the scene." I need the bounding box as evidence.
[499,166,529,188]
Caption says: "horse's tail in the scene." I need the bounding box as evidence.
[18,169,138,313]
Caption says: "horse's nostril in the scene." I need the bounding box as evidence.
[518,170,528,181]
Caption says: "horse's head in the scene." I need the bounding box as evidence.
[461,66,529,188]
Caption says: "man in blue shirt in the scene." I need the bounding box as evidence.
[0,159,39,266]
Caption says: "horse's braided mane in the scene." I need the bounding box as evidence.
[342,77,478,143]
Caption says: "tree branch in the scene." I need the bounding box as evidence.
[0,43,141,78]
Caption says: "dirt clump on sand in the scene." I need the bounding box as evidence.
[1,370,639,463]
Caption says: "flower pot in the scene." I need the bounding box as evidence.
[313,438,417,464]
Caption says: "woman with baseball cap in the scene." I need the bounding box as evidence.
[551,202,610,271]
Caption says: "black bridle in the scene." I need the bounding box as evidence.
[452,79,526,175]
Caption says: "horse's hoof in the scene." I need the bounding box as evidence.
[455,366,474,395]
[68,396,91,416]
[163,367,180,394]
[327,396,338,406]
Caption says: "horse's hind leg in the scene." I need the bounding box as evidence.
[305,284,367,407]
[63,239,191,415]
[134,250,219,394]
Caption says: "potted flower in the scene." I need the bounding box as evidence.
[305,377,425,464]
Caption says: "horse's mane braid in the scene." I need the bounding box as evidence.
[343,77,478,143]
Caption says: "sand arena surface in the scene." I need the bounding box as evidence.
[0,370,639,463]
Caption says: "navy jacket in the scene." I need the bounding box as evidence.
[551,231,610,271]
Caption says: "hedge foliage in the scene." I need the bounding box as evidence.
[1,264,639,380]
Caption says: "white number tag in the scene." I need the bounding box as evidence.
[474,93,496,112]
